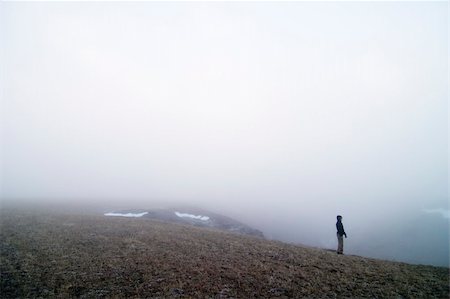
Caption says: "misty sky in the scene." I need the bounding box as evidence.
[0,2,448,265]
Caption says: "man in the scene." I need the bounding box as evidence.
[336,215,347,254]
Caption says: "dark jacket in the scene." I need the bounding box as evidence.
[336,221,346,236]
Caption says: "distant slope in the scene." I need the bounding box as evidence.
[105,207,265,238]
[1,209,448,298]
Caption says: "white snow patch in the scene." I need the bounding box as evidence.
[423,208,450,219]
[175,212,210,221]
[104,212,148,218]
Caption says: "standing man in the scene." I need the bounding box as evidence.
[336,215,347,254]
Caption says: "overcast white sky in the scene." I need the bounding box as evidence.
[0,1,448,264]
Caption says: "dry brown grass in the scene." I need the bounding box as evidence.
[1,209,448,298]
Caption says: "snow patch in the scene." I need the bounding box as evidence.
[423,208,450,219]
[104,212,148,218]
[175,212,210,221]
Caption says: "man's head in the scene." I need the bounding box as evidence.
[337,215,342,221]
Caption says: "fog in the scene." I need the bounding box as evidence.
[1,2,448,267]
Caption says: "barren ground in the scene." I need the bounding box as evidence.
[1,209,448,298]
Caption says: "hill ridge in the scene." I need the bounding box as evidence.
[104,207,265,238]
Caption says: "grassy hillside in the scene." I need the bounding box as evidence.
[1,209,448,298]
